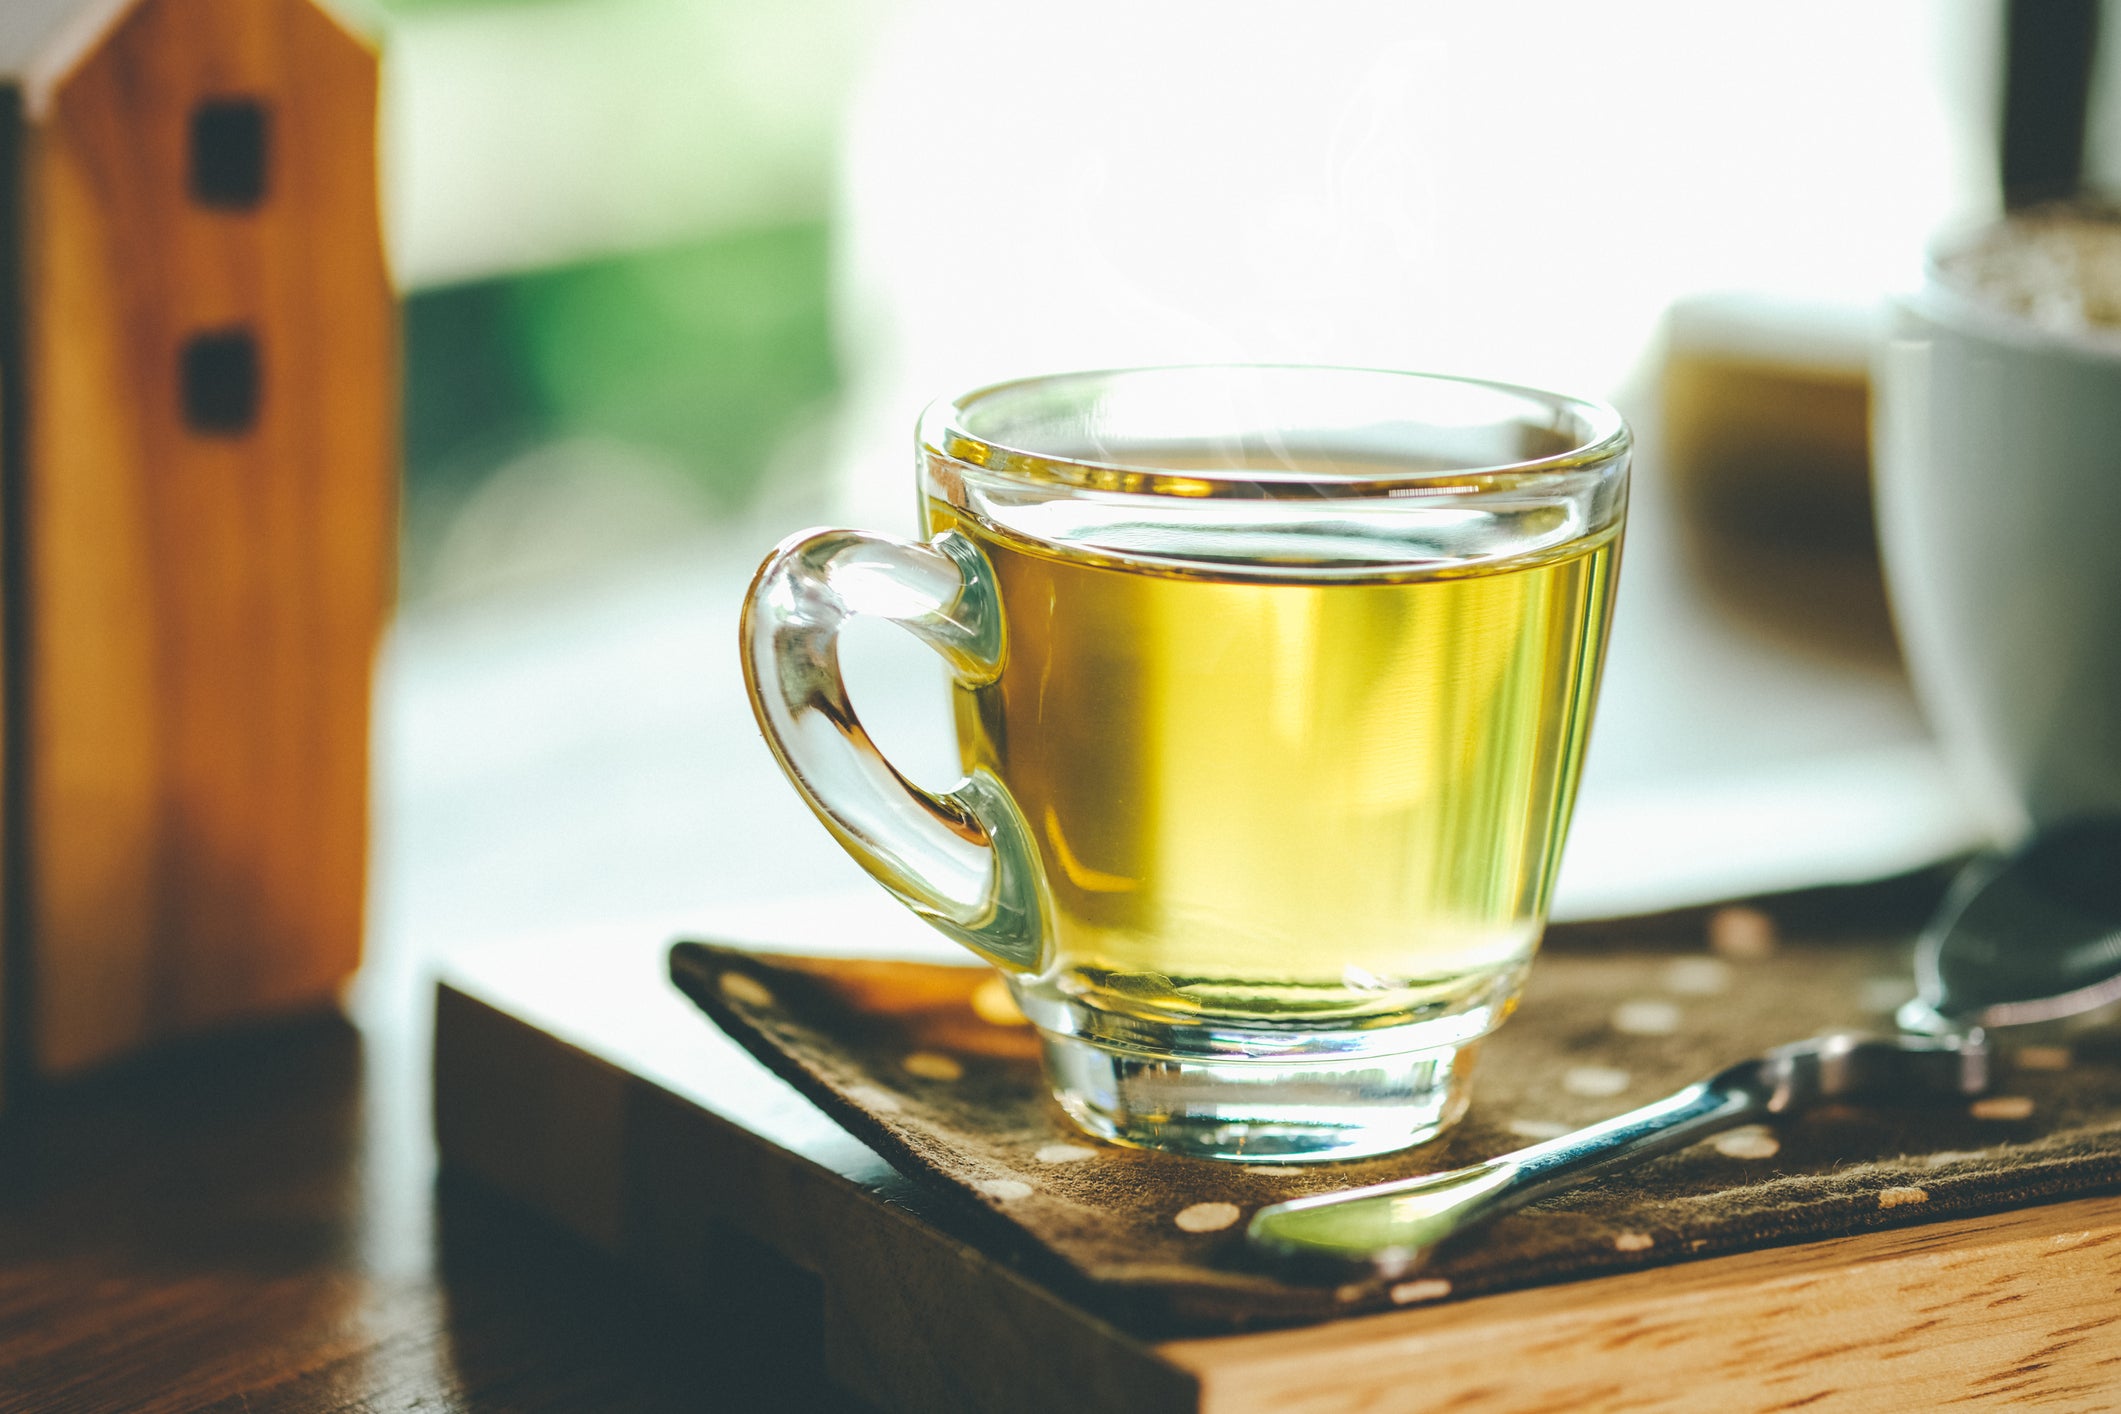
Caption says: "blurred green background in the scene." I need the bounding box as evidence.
[375,0,875,601]
[399,222,837,598]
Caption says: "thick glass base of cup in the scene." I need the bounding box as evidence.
[1039,1029,1478,1162]
[1013,974,1518,1163]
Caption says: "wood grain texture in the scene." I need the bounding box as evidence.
[0,1011,871,1412]
[1165,1199,2121,1413]
[0,87,17,1107]
[21,0,393,1073]
[430,924,2121,1414]
[434,932,1201,1414]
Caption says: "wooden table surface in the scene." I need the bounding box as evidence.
[0,1005,872,1412]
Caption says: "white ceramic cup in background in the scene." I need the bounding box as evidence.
[1873,232,2121,846]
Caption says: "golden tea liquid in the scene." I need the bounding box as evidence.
[927,498,1617,1032]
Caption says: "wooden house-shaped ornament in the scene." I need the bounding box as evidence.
[0,0,394,1084]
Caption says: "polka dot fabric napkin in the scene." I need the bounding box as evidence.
[668,919,2121,1335]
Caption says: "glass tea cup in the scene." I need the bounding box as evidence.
[742,366,1628,1161]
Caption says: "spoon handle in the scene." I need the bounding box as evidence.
[1247,1072,1766,1276]
[1248,1031,1988,1275]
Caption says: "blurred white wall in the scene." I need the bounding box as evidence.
[831,0,2002,530]
[380,0,888,289]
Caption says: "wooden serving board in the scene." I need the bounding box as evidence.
[432,924,2121,1414]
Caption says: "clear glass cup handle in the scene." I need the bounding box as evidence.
[739,527,1047,972]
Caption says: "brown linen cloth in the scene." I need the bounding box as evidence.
[668,925,2121,1335]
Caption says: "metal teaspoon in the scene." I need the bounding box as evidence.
[1247,819,2121,1277]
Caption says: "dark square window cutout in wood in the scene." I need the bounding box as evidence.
[182,330,260,435]
[189,99,268,208]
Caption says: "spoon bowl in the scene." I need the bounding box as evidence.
[1900,816,2121,1034]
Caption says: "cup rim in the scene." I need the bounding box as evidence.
[916,364,1631,501]
[1911,213,2121,364]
